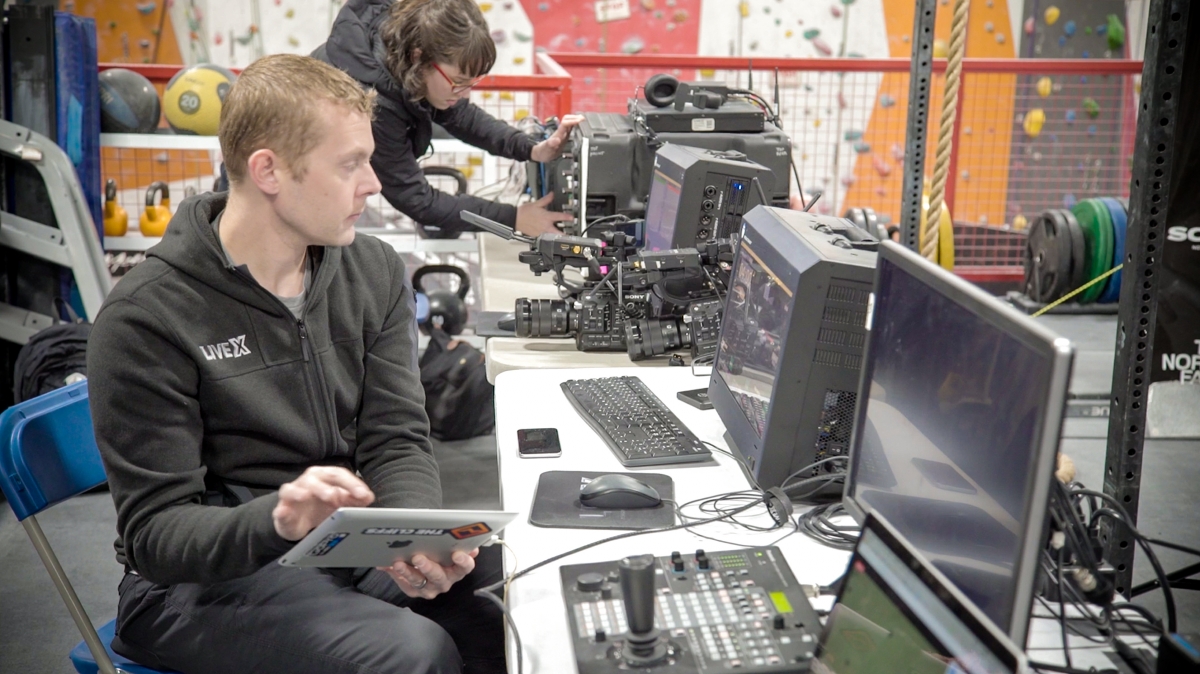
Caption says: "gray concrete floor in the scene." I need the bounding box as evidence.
[3,315,1198,672]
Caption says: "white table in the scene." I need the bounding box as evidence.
[491,367,1145,674]
[494,367,853,674]
[479,234,671,383]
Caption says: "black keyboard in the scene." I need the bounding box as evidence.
[561,376,712,466]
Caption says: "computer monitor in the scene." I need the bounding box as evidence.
[814,511,1028,674]
[843,240,1074,646]
[708,207,879,498]
[643,144,775,252]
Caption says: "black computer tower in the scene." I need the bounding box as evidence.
[708,207,878,498]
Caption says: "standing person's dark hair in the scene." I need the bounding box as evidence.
[380,0,496,102]
[315,0,583,239]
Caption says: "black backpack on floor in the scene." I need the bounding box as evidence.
[13,305,91,403]
[419,328,494,440]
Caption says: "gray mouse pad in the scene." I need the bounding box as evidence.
[529,471,675,530]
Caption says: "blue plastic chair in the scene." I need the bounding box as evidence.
[0,381,175,674]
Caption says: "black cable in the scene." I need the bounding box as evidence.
[1070,488,1177,634]
[797,501,859,551]
[1058,546,1073,669]
[778,456,849,489]
[1029,661,1118,674]
[1146,537,1200,558]
[476,588,524,674]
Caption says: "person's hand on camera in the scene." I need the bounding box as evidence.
[530,114,584,163]
[381,549,478,599]
[516,193,573,236]
[272,466,375,541]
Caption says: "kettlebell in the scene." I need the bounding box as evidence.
[412,265,470,336]
[140,181,171,237]
[103,179,128,236]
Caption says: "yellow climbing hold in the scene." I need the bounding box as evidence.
[699,69,716,78]
[739,1,750,18]
[459,166,474,179]
[514,108,529,120]
[813,119,822,128]
[933,39,949,58]
[499,91,514,101]
[1044,6,1060,25]
[467,156,484,166]
[785,30,793,38]
[1036,77,1052,98]
[482,92,494,100]
[480,3,493,11]
[1023,108,1046,138]
[1012,214,1029,230]
[513,57,526,65]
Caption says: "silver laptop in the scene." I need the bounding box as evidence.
[278,508,518,568]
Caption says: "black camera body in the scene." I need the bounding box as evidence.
[511,232,733,359]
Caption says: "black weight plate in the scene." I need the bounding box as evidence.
[1057,209,1089,293]
[1024,210,1073,303]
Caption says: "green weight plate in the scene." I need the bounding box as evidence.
[1070,199,1115,304]
[1059,209,1089,292]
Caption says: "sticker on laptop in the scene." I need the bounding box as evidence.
[306,532,350,557]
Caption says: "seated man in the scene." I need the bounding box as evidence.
[89,54,503,674]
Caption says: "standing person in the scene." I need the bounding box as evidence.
[88,54,504,674]
[316,0,582,237]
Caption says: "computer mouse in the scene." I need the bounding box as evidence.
[497,312,516,332]
[579,474,662,509]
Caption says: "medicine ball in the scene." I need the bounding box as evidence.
[644,73,680,108]
[412,265,470,336]
[163,64,237,136]
[98,68,161,133]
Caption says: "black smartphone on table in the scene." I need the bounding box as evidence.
[517,428,562,458]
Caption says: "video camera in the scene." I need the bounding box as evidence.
[525,73,794,236]
[461,211,732,361]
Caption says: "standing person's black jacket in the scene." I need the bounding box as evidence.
[314,0,537,236]
[87,192,440,586]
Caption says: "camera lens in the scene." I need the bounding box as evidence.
[625,318,685,360]
[516,299,571,337]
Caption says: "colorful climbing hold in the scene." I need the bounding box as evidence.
[287,35,300,47]
[514,31,532,42]
[1107,14,1126,50]
[673,9,688,22]
[803,28,820,40]
[700,69,716,78]
[514,109,529,121]
[1044,6,1060,26]
[1083,97,1100,118]
[499,91,514,101]
[479,2,493,10]
[491,29,507,44]
[891,144,905,161]
[621,36,645,54]
[814,119,822,128]
[984,21,994,33]
[1058,36,1067,47]
[1065,109,1077,124]
[1023,108,1046,138]
[996,33,1006,44]
[830,5,842,19]
[1087,124,1098,136]
[1012,214,1028,231]
[285,8,294,18]
[879,94,896,108]
[873,156,892,177]
[1064,20,1076,37]
[641,0,654,9]
[853,142,871,154]
[668,23,678,32]
[513,56,525,64]
[739,1,749,18]
[575,38,586,47]
[1082,51,1090,58]
[785,30,793,38]
[812,37,832,56]
[844,130,863,141]
[1037,77,1052,98]
[1024,17,1035,35]
[1063,193,1076,208]
[933,39,948,58]
[537,2,548,11]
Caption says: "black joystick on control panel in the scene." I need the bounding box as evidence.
[561,547,820,673]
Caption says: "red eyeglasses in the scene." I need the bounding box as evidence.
[432,63,484,95]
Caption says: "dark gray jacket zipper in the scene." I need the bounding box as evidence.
[228,265,341,457]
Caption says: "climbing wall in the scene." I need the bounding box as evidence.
[1005,0,1133,224]
[839,0,1018,228]
[62,0,184,64]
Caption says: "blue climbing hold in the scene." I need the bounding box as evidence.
[1082,51,1090,58]
[1058,35,1067,47]
[1096,23,1108,35]
[1063,193,1077,208]
[1064,20,1076,36]
[1065,109,1077,124]
[1087,124,1098,136]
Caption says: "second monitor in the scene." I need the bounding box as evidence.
[643,144,776,251]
